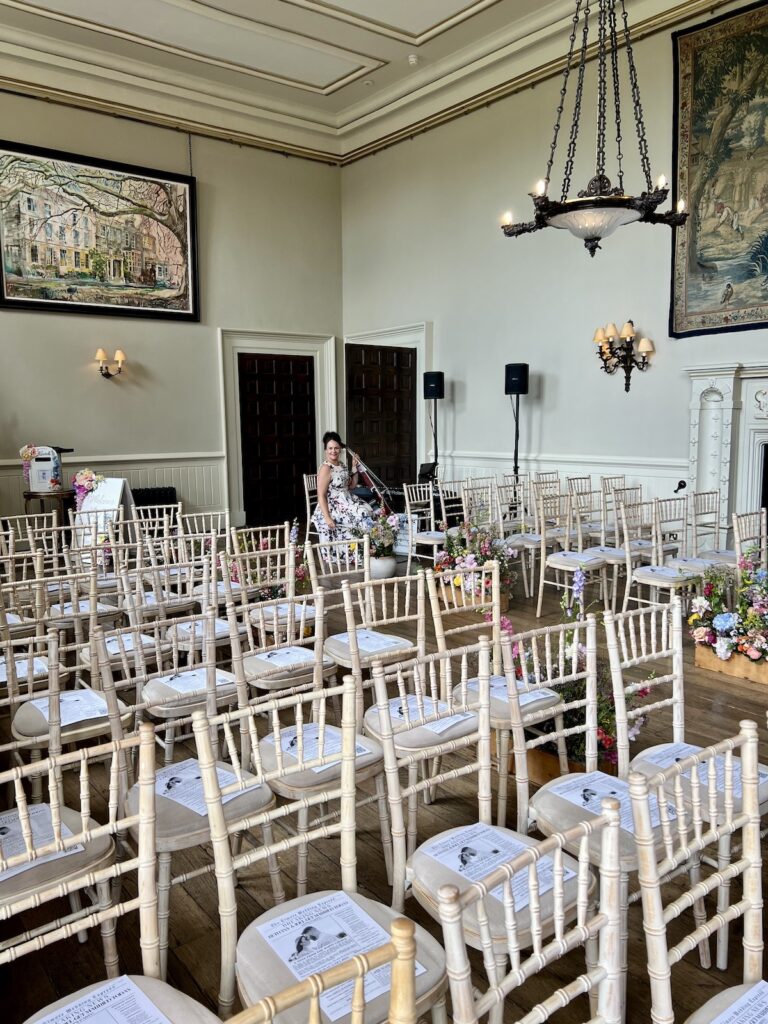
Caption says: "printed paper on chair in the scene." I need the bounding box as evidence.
[157,667,235,694]
[264,723,371,774]
[548,772,675,833]
[33,975,173,1024]
[640,743,768,797]
[709,981,768,1024]
[333,630,404,653]
[468,676,558,706]
[385,694,474,734]
[255,892,425,1022]
[0,804,84,882]
[420,821,574,907]
[253,646,315,668]
[155,758,261,816]
[28,688,108,727]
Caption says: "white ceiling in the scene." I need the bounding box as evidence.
[0,0,735,162]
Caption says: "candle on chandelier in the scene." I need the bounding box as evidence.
[677,198,686,213]
[656,174,668,190]
[535,180,547,196]
[501,210,513,226]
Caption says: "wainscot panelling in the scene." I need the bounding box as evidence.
[0,453,226,518]
[442,450,688,500]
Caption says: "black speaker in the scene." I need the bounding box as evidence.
[504,363,529,396]
[423,371,445,400]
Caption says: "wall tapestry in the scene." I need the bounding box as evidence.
[671,1,768,337]
[0,141,198,320]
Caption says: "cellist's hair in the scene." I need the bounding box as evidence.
[322,431,344,448]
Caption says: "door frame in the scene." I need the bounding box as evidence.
[342,322,432,476]
[219,329,337,526]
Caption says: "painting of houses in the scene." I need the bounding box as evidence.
[671,2,768,336]
[0,142,198,320]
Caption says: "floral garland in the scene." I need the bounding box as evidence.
[436,521,519,595]
[72,467,104,510]
[688,554,768,662]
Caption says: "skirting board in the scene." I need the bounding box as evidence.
[441,450,689,501]
[0,453,226,518]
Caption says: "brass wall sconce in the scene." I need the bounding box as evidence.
[95,348,126,379]
[593,321,653,393]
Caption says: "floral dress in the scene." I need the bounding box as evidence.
[311,462,372,545]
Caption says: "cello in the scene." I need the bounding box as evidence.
[343,444,394,516]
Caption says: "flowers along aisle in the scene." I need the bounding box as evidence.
[689,554,768,683]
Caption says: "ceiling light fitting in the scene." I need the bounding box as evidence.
[501,0,688,256]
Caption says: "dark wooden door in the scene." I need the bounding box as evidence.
[238,352,316,526]
[345,344,417,492]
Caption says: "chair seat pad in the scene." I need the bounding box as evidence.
[363,699,477,749]
[410,824,586,949]
[165,617,233,645]
[452,677,560,726]
[258,725,384,793]
[683,983,763,1024]
[244,647,335,688]
[235,890,447,1024]
[192,579,242,598]
[12,687,131,741]
[49,601,120,626]
[415,531,445,543]
[127,760,274,851]
[0,655,56,686]
[80,632,163,666]
[629,744,768,819]
[696,548,737,565]
[324,631,412,668]
[628,538,653,550]
[582,545,627,564]
[632,565,699,585]
[666,556,722,572]
[546,551,607,570]
[0,804,113,904]
[250,603,317,626]
[516,532,542,546]
[142,667,237,713]
[24,976,221,1024]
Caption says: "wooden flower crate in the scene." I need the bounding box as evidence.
[694,643,768,684]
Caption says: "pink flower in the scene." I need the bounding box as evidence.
[747,647,762,661]
[692,626,709,642]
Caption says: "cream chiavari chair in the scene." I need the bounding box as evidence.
[303,471,319,539]
[690,490,736,563]
[131,500,182,536]
[566,473,592,494]
[496,475,529,537]
[1,510,57,550]
[225,540,298,612]
[41,560,124,647]
[535,491,608,618]
[462,479,495,530]
[534,470,560,485]
[597,475,626,542]
[228,917,418,1024]
[326,574,426,729]
[426,561,501,671]
[571,489,629,610]
[26,522,74,578]
[732,508,768,576]
[403,482,445,575]
[11,724,223,1024]
[181,508,231,542]
[630,722,763,1024]
[232,522,291,555]
[304,535,370,618]
[620,501,698,611]
[437,797,622,1024]
[191,672,448,1022]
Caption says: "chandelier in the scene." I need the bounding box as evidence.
[501,0,688,256]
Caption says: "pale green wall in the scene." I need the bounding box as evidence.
[340,26,768,465]
[0,91,342,459]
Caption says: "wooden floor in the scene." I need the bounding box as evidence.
[3,575,768,1024]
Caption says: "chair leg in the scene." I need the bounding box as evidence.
[554,712,569,775]
[687,853,712,969]
[407,766,419,859]
[261,821,286,905]
[536,558,546,618]
[716,833,732,970]
[496,728,510,828]
[68,891,88,944]
[97,878,120,978]
[619,870,629,1024]
[297,804,309,897]
[430,994,449,1024]
[162,724,175,766]
[584,896,600,1018]
[158,851,173,981]
[375,771,394,887]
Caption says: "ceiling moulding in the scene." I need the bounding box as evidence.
[0,0,740,164]
[0,0,385,95]
[279,0,503,45]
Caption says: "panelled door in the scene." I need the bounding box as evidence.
[237,352,316,526]
[345,343,417,493]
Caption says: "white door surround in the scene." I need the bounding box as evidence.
[218,329,337,526]
[685,362,768,524]
[342,322,432,470]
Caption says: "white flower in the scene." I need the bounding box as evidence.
[691,597,711,614]
[714,637,733,661]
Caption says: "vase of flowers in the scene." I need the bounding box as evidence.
[435,521,519,609]
[689,555,768,683]
[72,467,104,510]
[366,509,400,579]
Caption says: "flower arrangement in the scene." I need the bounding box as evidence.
[366,509,400,559]
[72,467,104,510]
[436,521,519,595]
[19,443,38,486]
[688,555,767,662]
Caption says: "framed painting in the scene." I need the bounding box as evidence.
[0,141,198,320]
[671,1,768,337]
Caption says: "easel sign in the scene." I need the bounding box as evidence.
[79,477,135,538]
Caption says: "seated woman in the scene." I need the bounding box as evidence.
[311,431,372,546]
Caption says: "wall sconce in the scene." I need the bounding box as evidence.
[95,348,126,379]
[593,321,653,393]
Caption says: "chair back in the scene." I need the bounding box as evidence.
[534,470,560,485]
[462,479,495,530]
[304,472,319,537]
[0,723,159,977]
[690,490,721,556]
[572,489,605,548]
[304,535,369,613]
[630,721,763,1022]
[426,562,501,669]
[232,522,291,554]
[437,479,466,531]
[437,797,622,1024]
[1,511,58,548]
[497,476,528,533]
[501,619,598,832]
[603,598,684,778]
[229,917,418,1024]
[181,509,231,542]
[654,496,690,560]
[566,474,592,494]
[404,482,437,534]
[733,509,767,573]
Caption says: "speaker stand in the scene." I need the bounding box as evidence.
[511,393,520,478]
[432,397,439,477]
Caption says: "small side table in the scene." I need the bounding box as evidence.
[23,488,76,524]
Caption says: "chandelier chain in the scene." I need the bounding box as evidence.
[620,0,652,190]
[561,0,592,200]
[608,0,625,192]
[545,0,583,190]
[596,0,608,178]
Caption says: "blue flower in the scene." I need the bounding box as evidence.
[712,612,738,633]
[755,568,768,585]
